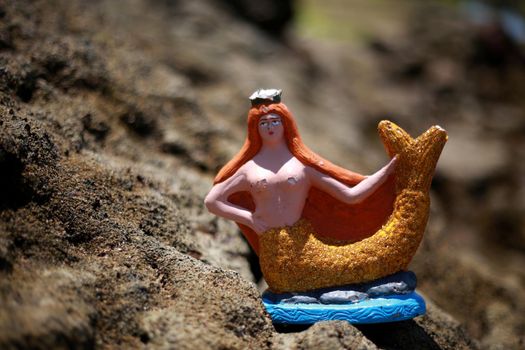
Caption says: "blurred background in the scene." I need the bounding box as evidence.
[1,0,525,348]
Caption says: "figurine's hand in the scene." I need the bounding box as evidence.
[250,216,270,235]
[384,155,398,175]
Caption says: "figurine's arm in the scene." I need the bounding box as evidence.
[306,156,397,204]
[204,170,254,228]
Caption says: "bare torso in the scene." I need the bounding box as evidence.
[243,155,309,228]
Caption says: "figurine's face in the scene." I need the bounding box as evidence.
[258,113,284,144]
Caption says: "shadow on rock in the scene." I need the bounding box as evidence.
[357,320,441,350]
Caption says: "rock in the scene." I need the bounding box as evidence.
[137,245,274,349]
[413,245,525,349]
[357,299,479,350]
[319,291,368,304]
[274,321,378,350]
[281,296,320,304]
[0,268,97,349]
[437,129,508,182]
[0,236,13,273]
[366,282,410,297]
[0,0,516,348]
[218,0,295,38]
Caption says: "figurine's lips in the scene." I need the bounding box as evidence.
[269,131,274,135]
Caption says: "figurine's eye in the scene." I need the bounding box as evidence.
[271,120,281,126]
[260,121,269,127]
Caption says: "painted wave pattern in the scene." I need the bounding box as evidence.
[264,292,426,324]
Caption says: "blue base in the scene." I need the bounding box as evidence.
[263,291,426,324]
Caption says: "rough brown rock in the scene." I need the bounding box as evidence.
[274,321,378,350]
[1,0,522,349]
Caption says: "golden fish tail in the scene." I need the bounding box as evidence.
[378,120,448,193]
[259,122,448,293]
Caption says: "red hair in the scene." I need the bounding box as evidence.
[215,102,395,255]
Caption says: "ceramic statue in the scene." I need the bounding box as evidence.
[205,89,447,324]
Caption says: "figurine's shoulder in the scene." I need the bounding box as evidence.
[215,163,251,188]
[237,160,257,175]
[241,160,271,183]
[227,161,266,185]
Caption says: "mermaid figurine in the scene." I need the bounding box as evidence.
[205,89,447,324]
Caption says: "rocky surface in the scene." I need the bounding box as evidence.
[0,0,523,349]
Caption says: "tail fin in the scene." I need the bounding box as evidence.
[378,121,447,193]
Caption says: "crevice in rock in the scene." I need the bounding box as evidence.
[273,323,311,334]
[218,0,295,39]
[356,320,441,350]
[241,235,263,283]
[120,109,157,137]
[82,113,110,142]
[0,148,38,210]
[15,73,37,103]
[139,332,150,344]
[0,256,13,273]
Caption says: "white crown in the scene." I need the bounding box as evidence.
[249,89,282,105]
